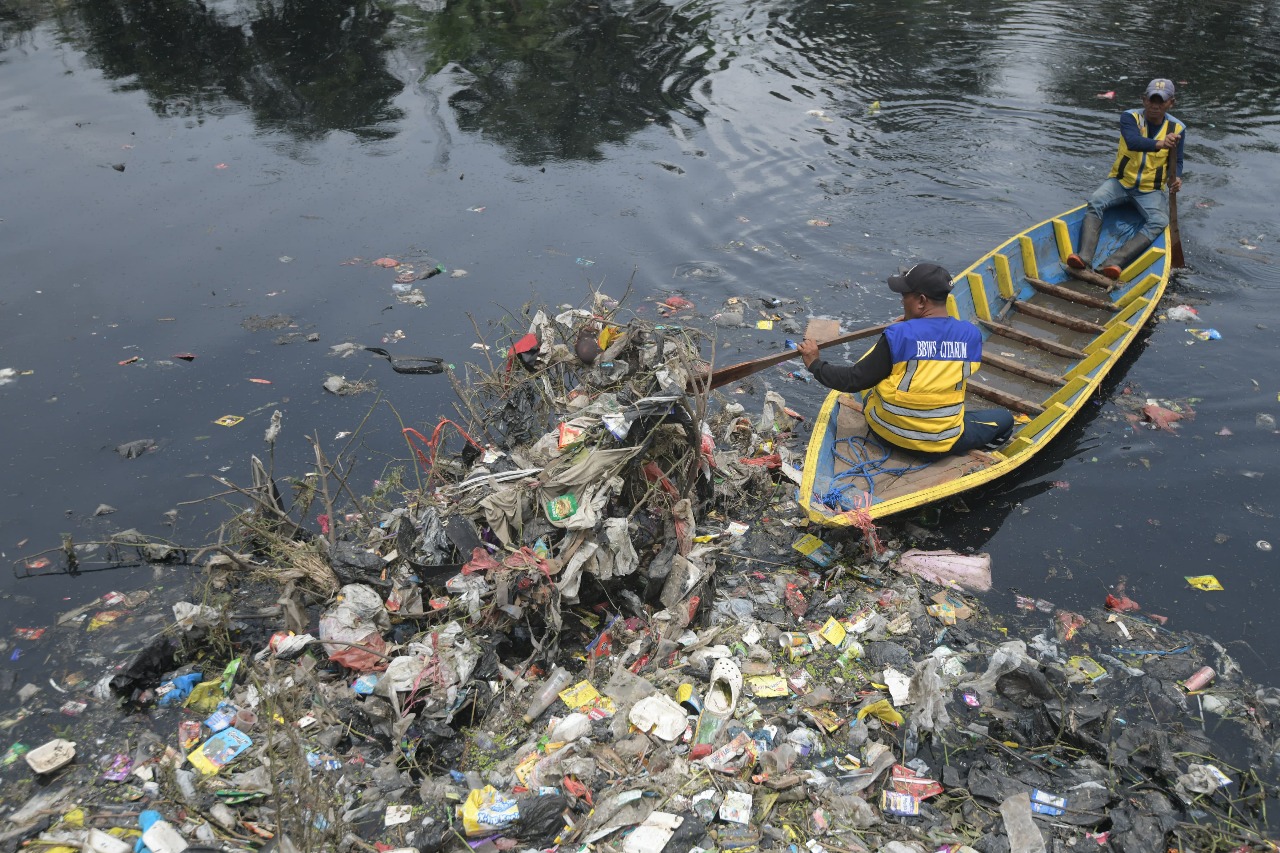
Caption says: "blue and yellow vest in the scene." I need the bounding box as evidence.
[1109,109,1185,192]
[863,318,983,453]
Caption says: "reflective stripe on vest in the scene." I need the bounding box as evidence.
[1109,109,1184,192]
[874,397,964,420]
[867,406,963,443]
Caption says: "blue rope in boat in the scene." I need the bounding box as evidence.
[818,433,930,511]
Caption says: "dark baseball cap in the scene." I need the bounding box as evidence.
[1145,78,1176,100]
[887,263,954,300]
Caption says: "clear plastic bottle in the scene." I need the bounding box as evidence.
[522,666,573,723]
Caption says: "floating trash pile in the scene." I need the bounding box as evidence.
[3,296,1277,853]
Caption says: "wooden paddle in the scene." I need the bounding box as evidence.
[702,321,890,390]
[1168,185,1185,268]
[1166,128,1185,268]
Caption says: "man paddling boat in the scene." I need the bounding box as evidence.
[796,263,1013,457]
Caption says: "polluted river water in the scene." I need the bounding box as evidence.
[1,0,1280,842]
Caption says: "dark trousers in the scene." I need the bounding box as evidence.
[908,408,1016,459]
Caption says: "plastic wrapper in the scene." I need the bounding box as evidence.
[462,786,520,836]
[880,790,919,816]
[189,728,252,775]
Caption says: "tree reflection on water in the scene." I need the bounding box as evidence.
[46,0,404,140]
[3,0,716,161]
[409,0,712,164]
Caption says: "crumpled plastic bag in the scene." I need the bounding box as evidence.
[628,694,688,741]
[908,659,951,733]
[538,448,642,529]
[1175,764,1231,801]
[391,624,481,722]
[446,572,491,621]
[383,654,428,694]
[880,842,925,853]
[318,584,390,671]
[515,793,570,844]
[479,487,531,547]
[960,640,1034,697]
[386,577,423,615]
[596,518,639,579]
[172,602,221,632]
[760,390,797,434]
[556,540,599,602]
[819,793,881,828]
[659,553,706,609]
[412,505,453,564]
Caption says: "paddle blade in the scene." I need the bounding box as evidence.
[1168,189,1185,269]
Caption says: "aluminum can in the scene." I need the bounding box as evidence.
[787,643,815,661]
[1184,666,1216,691]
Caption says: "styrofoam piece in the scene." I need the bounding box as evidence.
[141,820,190,853]
[86,829,133,853]
[25,739,75,774]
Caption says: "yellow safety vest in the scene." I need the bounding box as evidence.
[863,319,983,453]
[1109,109,1184,192]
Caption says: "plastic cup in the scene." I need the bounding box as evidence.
[233,709,257,732]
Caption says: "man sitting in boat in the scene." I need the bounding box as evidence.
[796,263,1014,457]
[1068,78,1186,279]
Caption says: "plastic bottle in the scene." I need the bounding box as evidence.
[522,666,573,723]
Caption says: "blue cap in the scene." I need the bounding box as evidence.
[1145,79,1176,100]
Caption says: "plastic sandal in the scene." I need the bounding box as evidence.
[704,657,742,717]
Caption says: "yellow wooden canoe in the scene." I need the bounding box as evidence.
[798,203,1171,524]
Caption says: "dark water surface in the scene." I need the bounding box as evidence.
[2,0,1278,686]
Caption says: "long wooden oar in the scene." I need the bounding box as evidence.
[703,322,890,390]
[1168,186,1185,268]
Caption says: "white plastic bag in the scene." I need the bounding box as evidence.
[960,640,1033,697]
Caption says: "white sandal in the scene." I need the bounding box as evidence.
[704,658,742,717]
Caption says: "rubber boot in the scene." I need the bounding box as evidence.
[1098,234,1153,280]
[1066,214,1102,270]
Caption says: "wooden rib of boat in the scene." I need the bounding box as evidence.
[798,203,1170,524]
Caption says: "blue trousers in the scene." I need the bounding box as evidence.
[1086,178,1168,243]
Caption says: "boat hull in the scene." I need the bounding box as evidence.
[799,203,1171,524]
